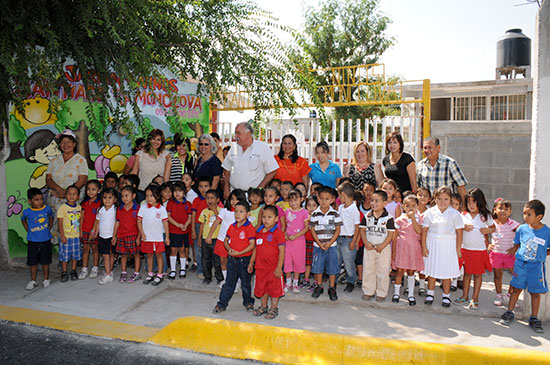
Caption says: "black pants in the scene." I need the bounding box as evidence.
[201,240,223,282]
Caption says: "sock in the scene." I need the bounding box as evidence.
[81,267,88,272]
[394,284,401,296]
[92,266,98,271]
[179,257,186,271]
[427,289,435,297]
[121,271,127,274]
[419,279,426,290]
[442,292,450,299]
[148,271,154,276]
[170,256,177,271]
[452,278,458,286]
[293,279,299,286]
[286,278,291,286]
[407,276,415,297]
[222,270,227,280]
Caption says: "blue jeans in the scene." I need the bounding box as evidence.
[312,246,339,275]
[337,236,357,284]
[217,255,254,309]
[194,223,203,274]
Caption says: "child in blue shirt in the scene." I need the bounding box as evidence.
[500,199,550,333]
[21,188,54,290]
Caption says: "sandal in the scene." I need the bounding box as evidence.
[168,271,176,280]
[408,297,416,306]
[252,306,268,317]
[245,303,255,312]
[442,297,451,307]
[453,297,468,306]
[392,294,400,303]
[424,295,434,305]
[212,305,225,314]
[265,307,279,320]
[143,273,154,285]
[418,288,426,297]
[468,300,479,310]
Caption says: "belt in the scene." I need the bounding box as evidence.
[340,235,354,238]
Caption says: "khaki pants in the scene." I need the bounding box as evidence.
[362,245,392,298]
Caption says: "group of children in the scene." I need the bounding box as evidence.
[21,170,549,331]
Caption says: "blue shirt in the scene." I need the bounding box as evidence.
[514,224,550,262]
[308,161,342,189]
[21,205,54,242]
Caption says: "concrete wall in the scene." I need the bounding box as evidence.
[432,120,531,222]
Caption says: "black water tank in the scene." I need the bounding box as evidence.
[496,29,531,68]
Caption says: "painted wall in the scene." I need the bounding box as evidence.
[6,64,210,258]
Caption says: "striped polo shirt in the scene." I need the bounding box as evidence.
[360,208,395,246]
[309,206,342,248]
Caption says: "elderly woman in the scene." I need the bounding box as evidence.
[131,129,170,191]
[376,132,417,193]
[46,129,89,240]
[164,133,196,183]
[274,134,311,186]
[193,134,223,190]
[343,141,381,191]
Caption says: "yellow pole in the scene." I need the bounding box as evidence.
[422,79,431,140]
[208,95,213,133]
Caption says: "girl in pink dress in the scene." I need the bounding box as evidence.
[392,194,424,306]
[283,189,310,293]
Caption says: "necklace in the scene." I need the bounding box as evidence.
[281,157,298,174]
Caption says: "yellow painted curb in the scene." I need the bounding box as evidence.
[150,316,550,365]
[0,304,159,343]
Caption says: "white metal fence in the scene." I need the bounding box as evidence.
[215,116,422,170]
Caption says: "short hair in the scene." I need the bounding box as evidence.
[269,178,282,187]
[403,194,419,205]
[198,133,217,154]
[210,132,220,141]
[372,190,388,201]
[248,187,264,199]
[27,187,42,200]
[102,187,118,201]
[416,187,431,199]
[353,141,372,164]
[171,181,186,192]
[338,183,355,198]
[104,171,119,183]
[294,182,306,190]
[525,199,545,217]
[288,189,302,199]
[318,186,337,198]
[125,174,140,188]
[263,204,279,216]
[237,122,254,135]
[380,178,398,191]
[433,186,452,200]
[236,200,251,212]
[132,138,146,154]
[66,184,80,194]
[385,132,405,154]
[362,181,376,191]
[173,133,191,151]
[197,175,212,185]
[281,180,294,188]
[144,184,162,203]
[305,195,319,208]
[121,185,136,195]
[311,182,322,190]
[265,185,280,197]
[424,136,440,146]
[206,189,219,199]
[315,141,330,154]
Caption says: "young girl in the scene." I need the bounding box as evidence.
[138,184,170,286]
[248,188,263,228]
[113,186,141,283]
[284,190,310,293]
[91,188,118,285]
[183,172,198,204]
[416,187,431,296]
[79,180,102,280]
[451,193,463,212]
[160,183,172,207]
[489,198,520,306]
[167,181,193,279]
[304,195,319,291]
[294,182,307,206]
[421,186,464,307]
[380,179,402,218]
[455,188,495,309]
[260,186,286,232]
[392,195,424,306]
[207,189,247,287]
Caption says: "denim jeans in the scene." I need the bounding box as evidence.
[201,239,223,282]
[217,255,254,309]
[194,223,203,274]
[337,236,357,285]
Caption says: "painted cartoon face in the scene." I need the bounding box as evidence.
[31,139,60,164]
[14,96,56,129]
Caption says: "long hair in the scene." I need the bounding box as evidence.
[277,134,299,163]
[146,129,165,154]
[466,188,491,221]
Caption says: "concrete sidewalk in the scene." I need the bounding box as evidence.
[1,260,548,353]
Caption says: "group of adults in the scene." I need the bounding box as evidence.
[44,123,468,224]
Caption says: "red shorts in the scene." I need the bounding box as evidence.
[214,239,228,258]
[254,268,285,298]
[489,251,515,269]
[141,241,165,254]
[460,248,492,275]
[81,231,98,245]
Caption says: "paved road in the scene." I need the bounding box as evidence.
[0,320,251,365]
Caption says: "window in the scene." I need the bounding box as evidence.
[453,97,469,120]
[490,95,526,120]
[453,96,486,121]
[509,94,526,120]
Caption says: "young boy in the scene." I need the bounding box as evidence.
[213,201,256,313]
[360,181,375,215]
[21,188,54,290]
[309,186,342,300]
[277,181,293,210]
[191,176,212,277]
[500,199,550,333]
[199,189,224,285]
[249,205,286,319]
[248,188,264,228]
[359,190,395,301]
[167,181,193,279]
[57,185,82,282]
[337,183,361,293]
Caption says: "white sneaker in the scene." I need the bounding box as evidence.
[218,280,225,288]
[99,274,113,285]
[26,280,37,290]
[43,279,50,288]
[78,268,88,280]
[89,267,99,278]
[292,284,300,294]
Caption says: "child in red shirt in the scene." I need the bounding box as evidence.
[191,176,211,276]
[79,180,102,280]
[167,181,192,279]
[213,201,256,313]
[113,186,141,283]
[249,205,285,319]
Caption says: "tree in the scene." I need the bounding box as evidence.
[301,0,396,124]
[0,0,319,149]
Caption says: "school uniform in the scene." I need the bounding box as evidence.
[116,202,140,254]
[138,203,168,253]
[254,225,286,298]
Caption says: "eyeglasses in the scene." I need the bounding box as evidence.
[199,143,210,146]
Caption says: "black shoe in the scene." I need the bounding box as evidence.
[312,285,324,298]
[328,286,338,301]
[529,316,544,333]
[151,275,164,286]
[202,278,212,285]
[408,297,417,306]
[355,280,362,288]
[500,310,515,326]
[442,297,451,307]
[168,271,176,280]
[392,294,400,303]
[424,295,434,305]
[60,272,68,283]
[450,285,458,292]
[344,283,355,293]
[70,270,78,281]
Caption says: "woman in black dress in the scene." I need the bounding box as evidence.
[376,132,417,193]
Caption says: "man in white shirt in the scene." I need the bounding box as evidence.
[222,122,279,199]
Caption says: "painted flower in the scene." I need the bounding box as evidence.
[7,194,23,217]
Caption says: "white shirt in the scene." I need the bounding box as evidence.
[221,140,279,191]
[186,189,198,204]
[462,212,494,251]
[96,206,116,239]
[338,203,361,236]
[137,204,168,242]
[422,206,464,237]
[216,208,236,241]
